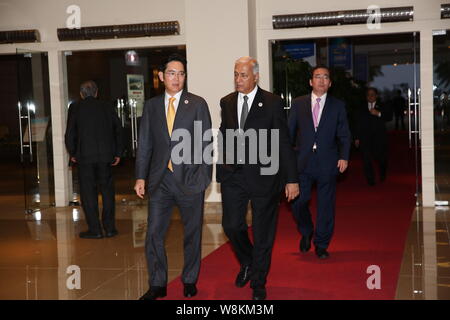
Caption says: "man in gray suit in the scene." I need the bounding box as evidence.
[134,54,212,300]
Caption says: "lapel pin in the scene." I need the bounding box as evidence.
[184,99,189,104]
[258,102,263,107]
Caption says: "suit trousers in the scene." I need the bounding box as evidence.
[221,170,280,288]
[146,169,205,287]
[78,162,116,233]
[361,146,387,184]
[292,153,337,249]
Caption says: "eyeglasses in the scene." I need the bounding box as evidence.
[165,70,186,78]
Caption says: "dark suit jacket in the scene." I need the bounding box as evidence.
[65,97,123,164]
[216,87,298,196]
[288,94,351,175]
[354,101,391,155]
[135,90,212,195]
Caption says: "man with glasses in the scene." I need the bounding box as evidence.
[288,66,351,260]
[135,54,212,300]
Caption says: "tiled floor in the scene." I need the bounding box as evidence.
[0,199,449,300]
[0,203,229,300]
[395,206,450,299]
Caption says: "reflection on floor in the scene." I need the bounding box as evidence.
[0,203,449,300]
[0,204,229,300]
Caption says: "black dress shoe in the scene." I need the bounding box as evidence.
[315,247,330,259]
[79,231,103,239]
[235,265,251,288]
[299,233,313,253]
[139,286,167,300]
[252,287,266,300]
[105,229,118,238]
[183,283,197,298]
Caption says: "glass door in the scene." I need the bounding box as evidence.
[433,29,450,205]
[16,49,55,213]
[65,46,186,206]
[272,32,421,202]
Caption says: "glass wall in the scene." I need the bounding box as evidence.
[433,30,450,204]
[65,46,186,205]
[271,33,421,199]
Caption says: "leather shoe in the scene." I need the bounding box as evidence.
[235,265,251,288]
[105,229,118,238]
[315,247,330,259]
[139,286,167,300]
[183,283,197,298]
[252,287,266,300]
[79,231,103,239]
[299,233,313,253]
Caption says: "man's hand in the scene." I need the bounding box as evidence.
[70,157,77,163]
[370,109,381,117]
[285,183,300,202]
[134,179,146,199]
[355,139,360,148]
[337,159,348,173]
[112,157,120,166]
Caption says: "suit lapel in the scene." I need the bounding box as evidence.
[304,94,315,131]
[230,92,239,129]
[317,95,331,132]
[173,90,190,130]
[244,87,264,128]
[156,94,170,142]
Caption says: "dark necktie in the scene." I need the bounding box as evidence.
[240,95,249,130]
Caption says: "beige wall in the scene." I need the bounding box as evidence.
[185,0,250,202]
[0,0,449,206]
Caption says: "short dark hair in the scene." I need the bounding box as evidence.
[367,87,378,95]
[80,80,98,98]
[159,53,187,73]
[311,65,331,79]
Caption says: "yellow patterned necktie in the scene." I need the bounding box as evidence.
[167,97,176,171]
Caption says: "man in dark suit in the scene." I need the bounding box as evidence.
[288,66,351,260]
[217,57,299,300]
[392,89,406,130]
[65,80,123,239]
[355,87,391,186]
[134,54,212,300]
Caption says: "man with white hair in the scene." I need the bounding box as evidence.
[217,57,299,300]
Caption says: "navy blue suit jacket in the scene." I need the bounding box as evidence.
[288,94,351,175]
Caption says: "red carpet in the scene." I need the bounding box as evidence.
[166,131,417,299]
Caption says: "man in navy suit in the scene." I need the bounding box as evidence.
[288,66,351,259]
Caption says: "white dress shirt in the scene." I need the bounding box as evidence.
[368,102,381,117]
[311,92,327,127]
[237,86,258,129]
[164,90,183,116]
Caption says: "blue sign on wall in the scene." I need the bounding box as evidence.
[328,38,352,70]
[283,43,315,60]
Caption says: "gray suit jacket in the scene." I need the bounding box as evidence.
[135,90,212,195]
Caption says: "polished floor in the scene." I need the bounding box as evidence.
[0,200,449,300]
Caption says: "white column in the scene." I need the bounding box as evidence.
[47,50,72,207]
[420,30,435,207]
[185,0,250,202]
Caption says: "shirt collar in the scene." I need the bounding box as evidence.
[238,85,258,101]
[165,89,183,102]
[311,92,327,103]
